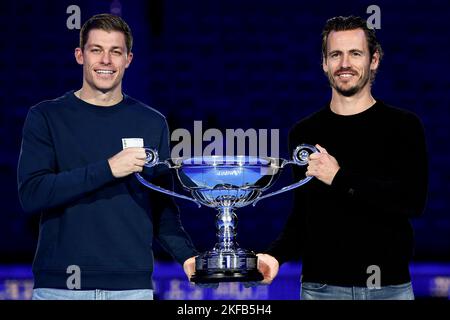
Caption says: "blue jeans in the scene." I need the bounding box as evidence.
[32,288,154,300]
[301,282,414,300]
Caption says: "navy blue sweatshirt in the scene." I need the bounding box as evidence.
[267,101,428,286]
[17,91,197,290]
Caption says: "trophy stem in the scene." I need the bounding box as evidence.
[190,204,263,283]
[215,206,237,251]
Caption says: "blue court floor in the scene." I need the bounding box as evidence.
[1,262,449,300]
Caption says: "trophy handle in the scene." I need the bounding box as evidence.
[252,144,319,206]
[134,148,201,208]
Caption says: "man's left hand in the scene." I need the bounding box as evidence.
[306,144,340,186]
[183,256,196,280]
[183,256,219,288]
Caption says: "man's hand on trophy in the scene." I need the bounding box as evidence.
[183,256,219,288]
[108,147,147,178]
[306,144,340,186]
[183,256,196,279]
[256,253,279,284]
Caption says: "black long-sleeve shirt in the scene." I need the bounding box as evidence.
[17,91,197,290]
[267,100,428,286]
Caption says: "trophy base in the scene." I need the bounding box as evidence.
[190,249,264,284]
[191,269,263,284]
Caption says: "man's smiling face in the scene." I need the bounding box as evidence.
[75,29,133,94]
[323,28,379,97]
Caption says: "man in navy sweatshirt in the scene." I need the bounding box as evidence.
[17,13,197,300]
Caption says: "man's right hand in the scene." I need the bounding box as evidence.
[256,253,280,284]
[108,147,147,178]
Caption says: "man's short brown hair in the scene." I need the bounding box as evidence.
[80,13,133,53]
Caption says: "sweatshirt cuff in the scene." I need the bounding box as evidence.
[89,159,116,188]
[173,245,199,266]
[264,249,287,266]
[331,168,356,197]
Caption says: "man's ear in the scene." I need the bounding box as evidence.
[370,51,380,72]
[322,55,328,74]
[74,48,83,65]
[125,52,133,69]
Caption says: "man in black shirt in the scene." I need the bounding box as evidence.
[257,16,428,300]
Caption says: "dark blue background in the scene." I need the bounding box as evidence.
[1,0,449,264]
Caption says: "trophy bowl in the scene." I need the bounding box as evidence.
[135,145,318,283]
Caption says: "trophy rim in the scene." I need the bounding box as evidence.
[171,155,284,168]
[187,185,261,190]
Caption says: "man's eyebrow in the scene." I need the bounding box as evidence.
[87,44,124,50]
[328,49,364,55]
[328,50,342,55]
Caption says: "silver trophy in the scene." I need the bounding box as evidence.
[135,144,318,283]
